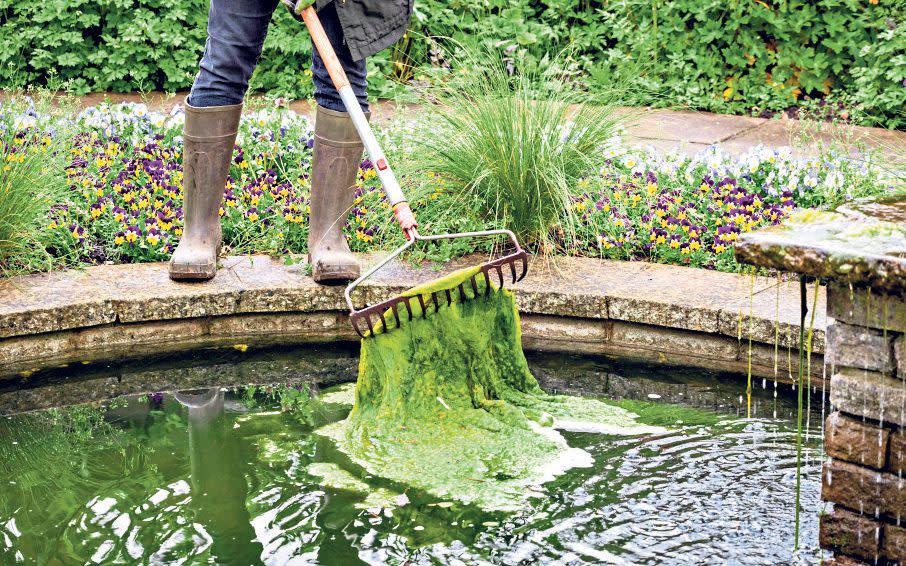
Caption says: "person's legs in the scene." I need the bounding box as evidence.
[190,0,279,107]
[307,2,368,283]
[310,1,368,112]
[171,0,278,281]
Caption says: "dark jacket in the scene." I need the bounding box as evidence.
[316,0,413,61]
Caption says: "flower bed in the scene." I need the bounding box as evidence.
[0,98,897,275]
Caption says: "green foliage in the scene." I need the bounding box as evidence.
[409,0,905,128]
[410,50,626,249]
[2,1,902,127]
[847,24,906,128]
[0,0,210,93]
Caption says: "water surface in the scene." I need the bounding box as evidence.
[0,347,825,565]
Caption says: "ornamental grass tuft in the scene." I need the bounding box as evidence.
[0,93,76,275]
[410,50,627,251]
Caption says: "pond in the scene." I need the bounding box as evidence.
[0,345,825,565]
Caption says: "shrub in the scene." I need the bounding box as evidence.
[410,0,905,128]
[847,24,906,129]
[1,1,903,128]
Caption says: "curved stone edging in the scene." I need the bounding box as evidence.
[0,255,826,384]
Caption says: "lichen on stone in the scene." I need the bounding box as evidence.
[317,265,663,511]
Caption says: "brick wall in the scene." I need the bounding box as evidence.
[821,283,905,566]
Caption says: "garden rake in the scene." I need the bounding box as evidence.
[288,2,529,338]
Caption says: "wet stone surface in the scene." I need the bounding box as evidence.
[736,199,906,294]
[884,523,906,563]
[827,282,906,335]
[825,322,897,376]
[821,459,906,521]
[824,411,889,470]
[818,507,881,562]
[830,368,906,426]
[895,335,905,379]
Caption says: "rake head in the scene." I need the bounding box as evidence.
[344,230,529,339]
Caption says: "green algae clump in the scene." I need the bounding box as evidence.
[317,266,662,511]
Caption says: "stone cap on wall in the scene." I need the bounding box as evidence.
[0,254,824,351]
[735,198,906,293]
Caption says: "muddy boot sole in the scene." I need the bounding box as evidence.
[168,262,218,281]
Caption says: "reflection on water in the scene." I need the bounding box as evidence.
[176,389,263,565]
[0,347,825,565]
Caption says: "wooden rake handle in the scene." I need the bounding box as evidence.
[295,3,417,239]
[299,6,351,91]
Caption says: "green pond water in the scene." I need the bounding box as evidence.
[0,345,825,565]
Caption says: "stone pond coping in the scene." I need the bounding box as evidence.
[0,255,826,385]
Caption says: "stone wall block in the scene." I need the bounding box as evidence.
[825,323,896,375]
[830,368,906,426]
[827,282,906,334]
[519,315,611,354]
[610,321,739,362]
[741,342,827,387]
[0,302,117,339]
[890,428,906,476]
[609,297,719,333]
[825,412,889,469]
[882,523,906,564]
[821,460,906,520]
[818,507,880,562]
[207,313,353,340]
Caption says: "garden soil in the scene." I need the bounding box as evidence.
[316,266,662,511]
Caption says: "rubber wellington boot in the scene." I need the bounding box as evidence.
[308,105,367,283]
[169,100,242,281]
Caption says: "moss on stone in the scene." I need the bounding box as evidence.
[318,266,662,511]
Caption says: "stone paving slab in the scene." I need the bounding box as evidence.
[626,109,766,145]
[720,119,906,163]
[0,270,117,339]
[625,137,711,159]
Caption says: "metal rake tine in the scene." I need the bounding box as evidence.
[470,274,479,298]
[458,282,467,302]
[403,297,414,321]
[351,316,366,338]
[507,259,518,283]
[494,265,505,288]
[482,269,492,295]
[417,294,427,317]
[444,288,452,305]
[518,254,528,281]
[364,313,375,336]
[390,302,402,330]
[378,311,388,334]
[431,291,440,312]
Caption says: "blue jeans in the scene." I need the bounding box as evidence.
[189,0,368,112]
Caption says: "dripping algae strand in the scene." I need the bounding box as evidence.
[794,275,808,551]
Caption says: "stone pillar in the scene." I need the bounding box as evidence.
[820,283,906,566]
